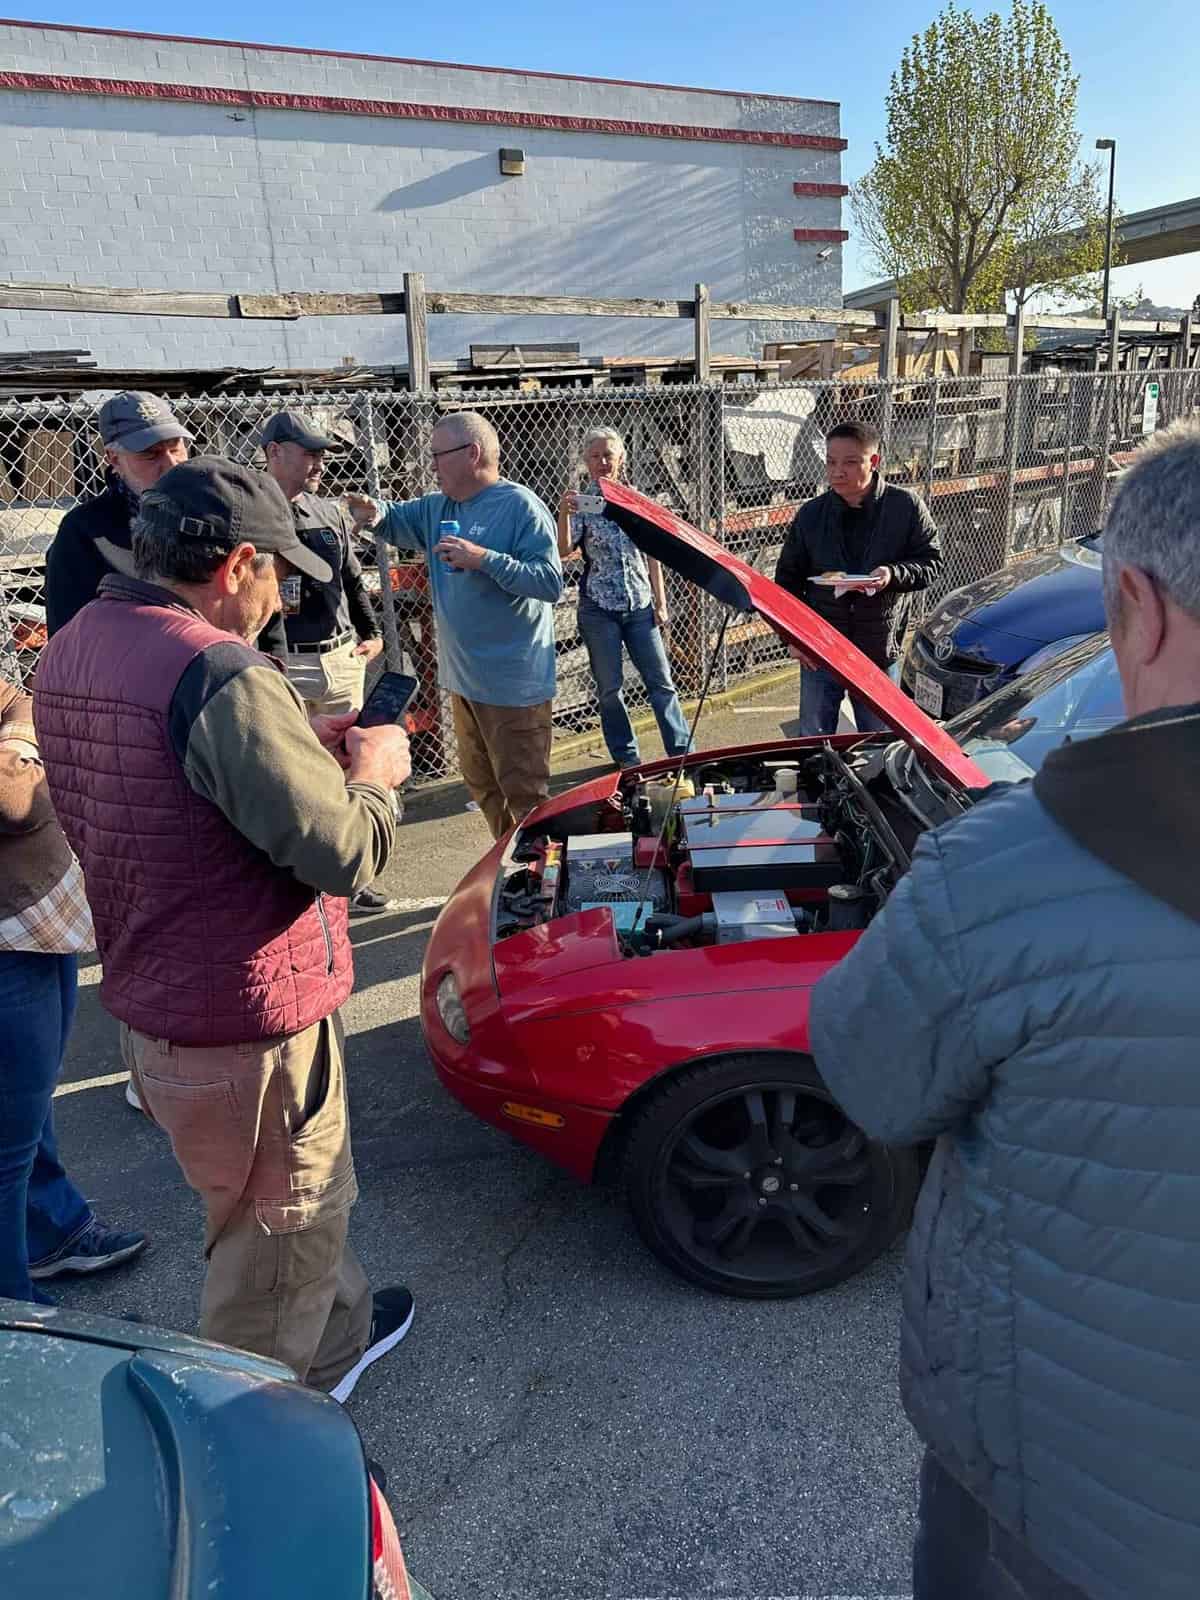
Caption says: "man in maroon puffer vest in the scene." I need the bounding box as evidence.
[35,458,413,1401]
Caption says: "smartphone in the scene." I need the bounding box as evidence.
[357,671,420,728]
[574,491,605,516]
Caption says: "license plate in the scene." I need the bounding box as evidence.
[914,671,944,718]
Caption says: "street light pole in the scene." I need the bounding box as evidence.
[1096,138,1117,322]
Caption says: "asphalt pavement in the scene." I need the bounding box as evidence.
[48,671,919,1600]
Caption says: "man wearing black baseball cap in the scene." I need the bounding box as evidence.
[35,458,417,1400]
[261,408,383,708]
[262,409,396,914]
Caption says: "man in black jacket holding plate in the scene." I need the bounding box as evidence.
[775,421,943,734]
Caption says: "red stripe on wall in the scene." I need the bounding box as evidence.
[0,18,840,110]
[793,228,850,243]
[792,181,849,198]
[0,69,849,151]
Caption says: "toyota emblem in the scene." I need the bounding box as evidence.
[932,636,955,664]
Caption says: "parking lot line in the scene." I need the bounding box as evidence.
[615,1592,912,1599]
[53,1070,129,1098]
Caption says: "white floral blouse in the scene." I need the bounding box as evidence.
[570,483,654,613]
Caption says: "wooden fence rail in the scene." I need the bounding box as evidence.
[2,280,1196,395]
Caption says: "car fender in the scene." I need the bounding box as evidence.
[506,934,861,1112]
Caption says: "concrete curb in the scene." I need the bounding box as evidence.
[549,662,800,765]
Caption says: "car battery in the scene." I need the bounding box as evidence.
[682,800,842,891]
[712,891,799,943]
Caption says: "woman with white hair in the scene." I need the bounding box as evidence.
[557,427,691,769]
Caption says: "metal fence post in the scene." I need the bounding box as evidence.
[913,374,941,627]
[1001,303,1028,562]
[1095,308,1123,523]
[1001,376,1024,562]
[1061,373,1076,540]
[357,393,403,673]
[923,374,940,503]
[711,381,729,690]
[688,384,715,696]
[879,297,900,453]
[1175,314,1193,424]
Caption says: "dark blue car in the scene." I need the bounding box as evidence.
[900,534,1103,720]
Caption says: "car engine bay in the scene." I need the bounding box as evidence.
[495,745,959,953]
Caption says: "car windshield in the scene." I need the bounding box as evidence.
[944,632,1122,781]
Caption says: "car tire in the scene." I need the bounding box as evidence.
[623,1052,920,1299]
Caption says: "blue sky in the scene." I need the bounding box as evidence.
[24,0,1200,308]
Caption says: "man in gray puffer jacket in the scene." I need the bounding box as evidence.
[809,419,1200,1600]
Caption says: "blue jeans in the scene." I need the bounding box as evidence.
[578,600,692,767]
[799,666,889,736]
[0,950,91,1302]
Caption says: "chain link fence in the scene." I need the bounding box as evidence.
[2,364,1196,778]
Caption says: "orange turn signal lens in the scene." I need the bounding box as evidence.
[501,1101,566,1130]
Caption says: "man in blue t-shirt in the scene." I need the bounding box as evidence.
[348,412,562,840]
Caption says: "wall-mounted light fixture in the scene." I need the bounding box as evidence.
[498,148,525,177]
[816,246,834,260]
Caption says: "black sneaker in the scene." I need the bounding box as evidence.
[350,887,402,915]
[29,1219,148,1281]
[329,1286,415,1403]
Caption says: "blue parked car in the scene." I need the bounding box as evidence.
[900,533,1103,720]
[890,632,1123,820]
[946,632,1122,780]
[0,1300,431,1600]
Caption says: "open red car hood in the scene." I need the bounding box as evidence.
[599,478,987,790]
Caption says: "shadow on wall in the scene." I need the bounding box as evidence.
[418,158,838,361]
[379,154,505,212]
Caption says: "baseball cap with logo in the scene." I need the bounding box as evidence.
[260,410,353,452]
[137,457,333,584]
[98,391,192,454]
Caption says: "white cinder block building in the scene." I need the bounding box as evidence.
[0,20,847,370]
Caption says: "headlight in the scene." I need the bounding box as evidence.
[436,972,470,1043]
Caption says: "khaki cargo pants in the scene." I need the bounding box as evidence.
[121,1010,371,1391]
[451,694,553,841]
[285,636,367,717]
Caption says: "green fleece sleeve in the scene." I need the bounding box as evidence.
[177,653,396,896]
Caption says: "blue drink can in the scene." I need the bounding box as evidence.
[439,518,461,573]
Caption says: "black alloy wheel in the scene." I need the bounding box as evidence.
[623,1053,919,1299]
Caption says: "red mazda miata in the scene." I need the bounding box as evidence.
[420,480,988,1299]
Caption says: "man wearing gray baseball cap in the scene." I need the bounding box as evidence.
[44,391,192,636]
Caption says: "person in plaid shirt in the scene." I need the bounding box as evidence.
[0,674,146,1303]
